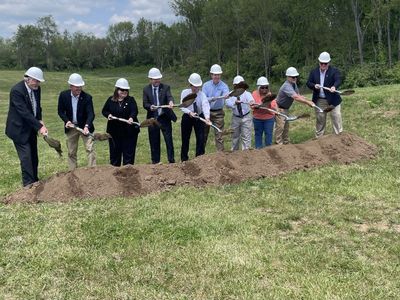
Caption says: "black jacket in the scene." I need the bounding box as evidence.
[5,80,43,144]
[306,66,342,106]
[57,90,95,133]
[143,83,177,122]
[102,95,140,138]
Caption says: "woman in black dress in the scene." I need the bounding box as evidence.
[102,78,140,166]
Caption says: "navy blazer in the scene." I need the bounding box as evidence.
[57,90,95,133]
[5,80,43,144]
[306,66,342,106]
[143,83,177,122]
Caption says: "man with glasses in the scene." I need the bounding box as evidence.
[275,67,314,145]
[143,67,177,164]
[6,67,48,186]
[58,73,96,170]
[306,51,343,138]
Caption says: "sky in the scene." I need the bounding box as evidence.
[0,0,179,39]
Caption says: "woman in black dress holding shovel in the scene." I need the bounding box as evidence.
[102,78,140,166]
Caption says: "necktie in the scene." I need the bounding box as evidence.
[153,88,159,116]
[29,90,37,117]
[193,101,198,114]
[236,97,243,118]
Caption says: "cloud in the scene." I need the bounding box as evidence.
[63,19,108,37]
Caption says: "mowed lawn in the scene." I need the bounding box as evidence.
[0,68,399,299]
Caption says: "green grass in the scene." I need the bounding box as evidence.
[0,69,399,299]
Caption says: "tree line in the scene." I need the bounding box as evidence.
[1,0,400,87]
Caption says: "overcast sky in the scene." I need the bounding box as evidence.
[0,0,179,39]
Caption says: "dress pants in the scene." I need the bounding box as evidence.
[231,113,253,151]
[14,131,39,186]
[204,109,225,151]
[66,129,96,170]
[315,98,343,138]
[148,114,175,163]
[181,113,205,161]
[109,134,138,166]
[274,108,290,145]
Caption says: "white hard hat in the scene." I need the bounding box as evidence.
[115,78,130,89]
[285,67,299,77]
[25,67,45,82]
[188,73,202,87]
[68,73,85,87]
[210,64,223,74]
[318,51,331,63]
[256,76,269,86]
[233,75,244,85]
[148,67,162,79]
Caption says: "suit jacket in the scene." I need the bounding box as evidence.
[102,95,140,138]
[306,66,342,106]
[143,83,177,122]
[57,90,95,133]
[5,80,43,144]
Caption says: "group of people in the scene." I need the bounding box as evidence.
[6,51,343,186]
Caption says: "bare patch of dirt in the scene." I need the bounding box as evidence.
[4,132,378,204]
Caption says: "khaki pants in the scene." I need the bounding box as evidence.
[231,113,253,151]
[274,108,290,145]
[204,109,225,151]
[315,98,343,138]
[66,129,96,170]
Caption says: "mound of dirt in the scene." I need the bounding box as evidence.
[5,132,378,204]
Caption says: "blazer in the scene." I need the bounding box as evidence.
[143,83,177,122]
[5,80,43,144]
[57,90,95,133]
[306,66,342,106]
[102,95,140,138]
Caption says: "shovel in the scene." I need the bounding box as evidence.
[109,116,160,127]
[322,86,355,95]
[209,87,246,102]
[256,106,300,122]
[69,124,111,141]
[43,133,62,157]
[192,114,222,133]
[153,93,197,109]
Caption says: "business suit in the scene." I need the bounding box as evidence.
[307,66,343,137]
[57,89,96,169]
[5,80,43,186]
[143,83,177,163]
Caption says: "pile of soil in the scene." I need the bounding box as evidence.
[4,132,378,204]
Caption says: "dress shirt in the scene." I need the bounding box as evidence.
[180,88,210,119]
[71,92,79,124]
[319,69,326,98]
[202,80,229,110]
[226,91,254,116]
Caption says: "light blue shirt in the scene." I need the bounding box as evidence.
[202,80,229,110]
[319,69,326,98]
[71,92,79,124]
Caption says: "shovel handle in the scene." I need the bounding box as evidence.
[109,116,133,124]
[193,115,222,133]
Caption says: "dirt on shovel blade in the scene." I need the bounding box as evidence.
[4,132,377,204]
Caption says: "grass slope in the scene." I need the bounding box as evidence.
[0,69,399,299]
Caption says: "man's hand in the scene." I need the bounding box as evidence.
[108,114,114,120]
[205,118,212,126]
[83,125,89,135]
[315,84,321,89]
[330,86,336,93]
[39,124,48,136]
[150,105,157,111]
[128,117,134,124]
[65,121,73,128]
[168,101,174,108]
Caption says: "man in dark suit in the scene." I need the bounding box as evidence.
[306,51,343,138]
[57,73,96,170]
[5,67,48,186]
[143,68,177,164]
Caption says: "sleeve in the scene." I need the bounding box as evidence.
[85,95,95,126]
[130,97,139,121]
[180,89,191,114]
[11,88,42,131]
[283,84,297,98]
[165,85,174,104]
[101,97,111,118]
[57,92,70,124]
[306,70,316,90]
[225,96,236,108]
[333,68,342,88]
[143,87,152,110]
[201,92,210,119]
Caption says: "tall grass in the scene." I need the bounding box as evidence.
[0,69,399,299]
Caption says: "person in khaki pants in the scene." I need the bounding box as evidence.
[57,73,96,170]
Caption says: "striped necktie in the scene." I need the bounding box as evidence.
[29,90,37,117]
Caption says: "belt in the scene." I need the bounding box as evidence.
[210,108,223,112]
[318,97,326,99]
[233,112,250,118]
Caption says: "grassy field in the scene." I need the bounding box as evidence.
[0,68,399,299]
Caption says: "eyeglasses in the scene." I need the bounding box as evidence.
[118,88,128,92]
[319,62,328,65]
[291,76,298,79]
[259,86,269,89]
